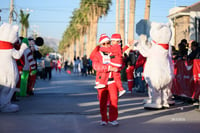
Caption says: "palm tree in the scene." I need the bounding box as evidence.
[119,0,125,45]
[144,0,151,20]
[128,0,136,41]
[59,0,112,62]
[80,0,112,57]
[19,10,30,37]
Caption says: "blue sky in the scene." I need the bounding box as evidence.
[0,0,199,41]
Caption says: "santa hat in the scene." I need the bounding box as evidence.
[99,34,110,44]
[111,33,121,41]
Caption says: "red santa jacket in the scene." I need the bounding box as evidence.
[135,53,146,80]
[90,46,115,84]
[135,53,146,69]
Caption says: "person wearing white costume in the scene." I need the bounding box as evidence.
[135,20,174,109]
[0,23,27,112]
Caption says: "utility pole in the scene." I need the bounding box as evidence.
[0,9,2,22]
[9,0,14,24]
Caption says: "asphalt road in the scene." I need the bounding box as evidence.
[0,70,200,133]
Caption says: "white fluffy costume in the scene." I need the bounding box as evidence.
[0,23,27,112]
[135,20,174,109]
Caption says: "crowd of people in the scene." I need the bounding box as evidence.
[89,30,200,126]
[172,39,200,61]
[65,56,93,76]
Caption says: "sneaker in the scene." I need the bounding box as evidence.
[100,121,107,126]
[118,90,126,97]
[108,121,119,126]
[94,84,106,89]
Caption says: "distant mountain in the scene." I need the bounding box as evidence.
[43,37,60,51]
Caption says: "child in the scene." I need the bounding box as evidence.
[95,33,126,97]
[126,61,135,93]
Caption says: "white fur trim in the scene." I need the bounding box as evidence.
[111,38,121,41]
[128,79,133,81]
[99,38,110,44]
[110,62,122,67]
[107,81,115,85]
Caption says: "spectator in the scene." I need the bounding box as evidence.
[87,58,93,75]
[44,54,52,80]
[57,58,62,73]
[177,39,188,60]
[82,55,88,76]
[64,60,68,71]
[187,41,200,60]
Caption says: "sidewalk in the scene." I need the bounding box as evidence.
[0,70,200,133]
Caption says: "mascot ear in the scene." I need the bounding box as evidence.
[136,19,151,38]
[35,37,44,46]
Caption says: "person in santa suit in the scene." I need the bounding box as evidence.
[12,37,25,101]
[26,37,43,95]
[94,33,132,97]
[134,52,147,93]
[57,58,62,73]
[90,34,120,126]
[126,61,135,93]
[18,38,36,96]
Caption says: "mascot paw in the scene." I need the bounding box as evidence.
[1,104,19,113]
[162,103,170,109]
[144,103,162,110]
[143,98,152,104]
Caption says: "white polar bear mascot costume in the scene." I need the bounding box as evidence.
[135,20,174,109]
[0,23,27,112]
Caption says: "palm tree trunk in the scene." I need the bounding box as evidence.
[116,0,119,33]
[91,15,98,53]
[128,0,136,41]
[70,42,75,64]
[76,39,80,58]
[119,0,125,45]
[144,0,151,20]
[20,24,24,37]
[86,24,92,57]
[80,34,85,57]
[24,27,27,37]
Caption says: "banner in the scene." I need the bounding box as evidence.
[172,59,200,99]
[192,59,200,99]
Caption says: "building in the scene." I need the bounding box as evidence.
[168,2,200,49]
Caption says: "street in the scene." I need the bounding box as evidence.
[0,70,200,133]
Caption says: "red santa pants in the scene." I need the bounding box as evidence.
[97,82,118,122]
[98,72,124,92]
[27,74,36,93]
[127,80,134,91]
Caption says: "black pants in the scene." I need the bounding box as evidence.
[45,67,52,80]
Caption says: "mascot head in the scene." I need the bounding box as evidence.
[0,23,19,44]
[136,19,172,50]
[150,22,172,47]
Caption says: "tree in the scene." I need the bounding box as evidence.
[59,0,112,62]
[144,0,151,20]
[39,45,55,57]
[128,0,136,41]
[19,10,30,37]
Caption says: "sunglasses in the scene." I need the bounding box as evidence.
[102,42,110,45]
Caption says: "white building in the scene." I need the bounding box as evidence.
[168,2,200,49]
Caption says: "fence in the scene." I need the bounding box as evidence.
[171,59,200,99]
